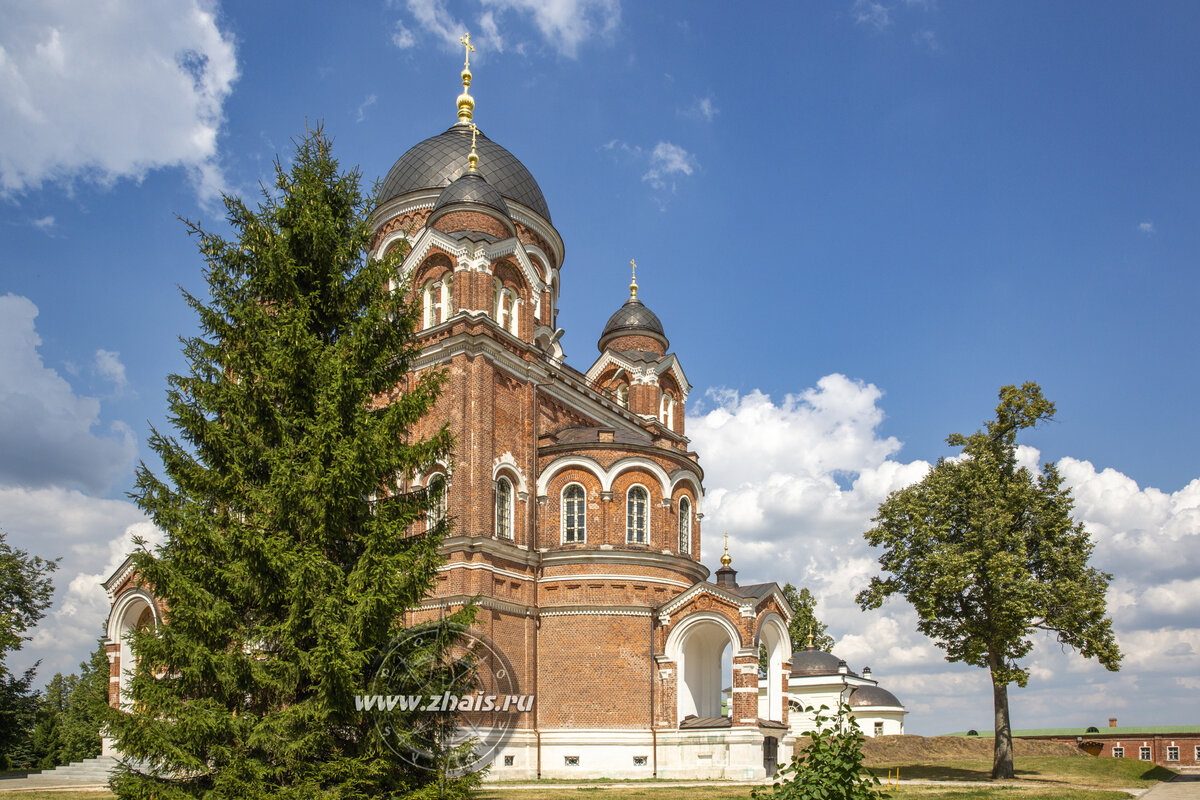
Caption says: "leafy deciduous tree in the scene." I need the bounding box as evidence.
[857,383,1121,779]
[0,530,57,769]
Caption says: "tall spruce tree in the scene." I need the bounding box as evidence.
[106,127,471,798]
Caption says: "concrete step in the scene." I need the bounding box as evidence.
[0,755,118,790]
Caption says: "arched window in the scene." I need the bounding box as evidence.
[495,477,513,539]
[427,474,447,532]
[678,496,691,554]
[422,280,436,329]
[562,484,586,543]
[505,292,520,336]
[626,486,648,544]
[660,394,674,429]
[439,274,453,323]
[616,384,629,409]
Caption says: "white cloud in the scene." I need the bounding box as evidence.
[852,0,891,30]
[31,215,55,231]
[0,295,136,493]
[2,485,156,678]
[0,0,238,202]
[687,377,1200,734]
[681,95,719,123]
[396,0,619,58]
[913,29,939,51]
[93,349,127,393]
[355,93,377,123]
[1139,221,1156,235]
[642,141,697,191]
[392,20,417,49]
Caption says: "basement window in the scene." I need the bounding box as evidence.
[633,756,648,766]
[503,755,514,766]
[564,756,579,766]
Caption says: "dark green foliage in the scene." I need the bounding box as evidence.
[28,642,108,769]
[0,529,57,769]
[760,584,834,674]
[104,127,471,798]
[752,701,885,800]
[857,383,1121,780]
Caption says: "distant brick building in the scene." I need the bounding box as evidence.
[952,719,1200,769]
[103,46,804,779]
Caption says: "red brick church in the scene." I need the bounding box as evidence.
[103,41,797,779]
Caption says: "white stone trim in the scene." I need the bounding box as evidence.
[437,562,533,582]
[538,574,689,588]
[538,606,653,618]
[492,452,528,495]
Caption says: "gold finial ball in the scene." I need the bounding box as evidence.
[720,531,732,567]
[457,92,474,123]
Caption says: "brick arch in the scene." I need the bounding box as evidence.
[414,252,455,285]
[669,471,702,511]
[665,611,744,723]
[491,452,528,495]
[492,259,527,293]
[755,611,791,722]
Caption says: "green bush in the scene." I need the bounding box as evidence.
[753,701,886,800]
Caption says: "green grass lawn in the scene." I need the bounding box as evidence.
[865,756,1175,788]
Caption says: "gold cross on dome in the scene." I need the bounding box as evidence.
[460,32,475,68]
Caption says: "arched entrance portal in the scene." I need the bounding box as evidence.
[669,614,741,723]
[757,613,790,722]
[107,591,158,709]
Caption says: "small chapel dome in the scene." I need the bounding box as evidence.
[788,646,846,677]
[431,170,511,218]
[598,264,669,353]
[848,685,904,709]
[599,298,668,350]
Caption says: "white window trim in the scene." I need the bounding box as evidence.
[561,483,587,544]
[677,496,691,554]
[495,476,514,540]
[1112,746,1124,758]
[626,484,649,544]
[427,473,448,531]
[1139,746,1151,761]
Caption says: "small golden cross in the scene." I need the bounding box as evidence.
[460,32,475,68]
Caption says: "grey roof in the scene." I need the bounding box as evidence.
[379,123,551,222]
[789,646,845,677]
[432,171,510,218]
[599,299,667,350]
[849,685,903,709]
[553,426,653,446]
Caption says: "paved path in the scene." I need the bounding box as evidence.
[1139,774,1200,799]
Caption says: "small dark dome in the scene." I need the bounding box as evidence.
[379,123,550,222]
[789,647,844,677]
[432,171,510,218]
[598,298,667,351]
[848,685,903,709]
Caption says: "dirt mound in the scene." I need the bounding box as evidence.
[863,735,1084,763]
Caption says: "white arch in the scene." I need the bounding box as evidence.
[756,612,791,722]
[492,452,528,495]
[607,457,671,496]
[669,471,704,512]
[108,589,158,709]
[665,612,743,723]
[536,456,606,497]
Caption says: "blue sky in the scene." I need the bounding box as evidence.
[1,1,1198,737]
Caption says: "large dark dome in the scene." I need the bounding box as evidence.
[379,123,550,222]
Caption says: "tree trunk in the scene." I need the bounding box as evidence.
[990,655,1014,779]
